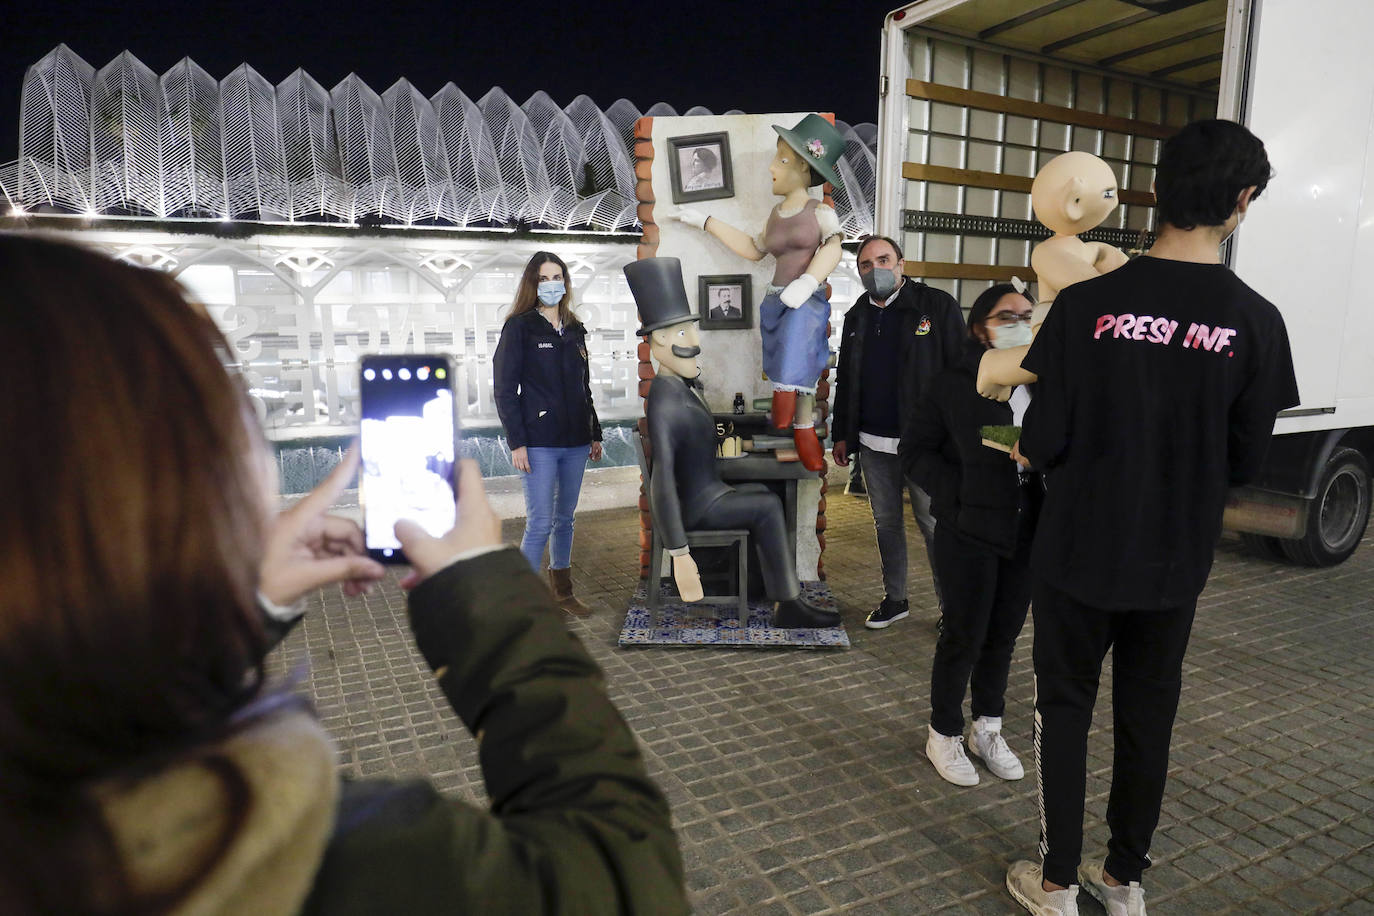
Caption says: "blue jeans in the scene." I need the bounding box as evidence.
[520,445,588,572]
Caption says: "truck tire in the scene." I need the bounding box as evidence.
[1281,447,1371,566]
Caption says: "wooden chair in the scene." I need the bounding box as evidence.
[634,428,750,627]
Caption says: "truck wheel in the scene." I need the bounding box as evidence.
[1281,447,1371,566]
[1240,533,1287,560]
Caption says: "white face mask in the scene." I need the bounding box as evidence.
[989,321,1034,350]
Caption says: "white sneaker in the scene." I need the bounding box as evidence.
[1078,860,1146,916]
[925,726,979,786]
[1007,860,1080,916]
[969,716,1025,780]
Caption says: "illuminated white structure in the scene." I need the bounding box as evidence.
[1,46,875,464]
[4,45,877,234]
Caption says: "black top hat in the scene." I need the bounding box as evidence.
[625,257,698,336]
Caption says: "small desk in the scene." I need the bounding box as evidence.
[715,453,819,551]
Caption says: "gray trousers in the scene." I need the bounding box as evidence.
[859,444,940,607]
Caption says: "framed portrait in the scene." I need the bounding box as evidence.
[698,274,752,331]
[668,131,734,204]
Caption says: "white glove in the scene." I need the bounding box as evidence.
[779,274,820,308]
[670,208,709,230]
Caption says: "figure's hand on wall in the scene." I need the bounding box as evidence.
[672,553,704,602]
[590,441,603,461]
[831,440,849,467]
[779,274,820,308]
[668,208,709,230]
[511,446,531,473]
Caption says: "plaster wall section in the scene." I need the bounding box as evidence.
[648,114,819,414]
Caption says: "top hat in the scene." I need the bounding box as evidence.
[773,113,846,189]
[626,257,697,336]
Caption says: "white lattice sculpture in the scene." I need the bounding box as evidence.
[2,45,877,234]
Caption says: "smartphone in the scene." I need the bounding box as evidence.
[358,354,459,564]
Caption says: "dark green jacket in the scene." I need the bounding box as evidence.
[301,548,687,914]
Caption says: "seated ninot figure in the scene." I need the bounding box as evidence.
[669,114,848,471]
[627,257,840,630]
[977,151,1129,401]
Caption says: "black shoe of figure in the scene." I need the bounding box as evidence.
[865,597,909,630]
[772,596,842,629]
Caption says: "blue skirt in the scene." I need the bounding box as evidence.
[759,290,832,392]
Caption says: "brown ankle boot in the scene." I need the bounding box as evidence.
[547,567,592,616]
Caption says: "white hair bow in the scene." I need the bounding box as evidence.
[1010,275,1028,296]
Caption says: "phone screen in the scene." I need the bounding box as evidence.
[359,355,458,562]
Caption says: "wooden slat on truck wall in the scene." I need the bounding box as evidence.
[901,162,1155,207]
[904,262,1037,282]
[906,79,1176,140]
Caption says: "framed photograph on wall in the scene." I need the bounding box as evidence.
[698,274,752,331]
[668,131,734,204]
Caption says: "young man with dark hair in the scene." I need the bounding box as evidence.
[1005,119,1299,916]
[832,235,965,629]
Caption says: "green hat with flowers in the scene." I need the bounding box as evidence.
[773,113,846,190]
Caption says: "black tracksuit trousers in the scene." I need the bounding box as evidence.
[1032,578,1197,888]
[928,524,1032,737]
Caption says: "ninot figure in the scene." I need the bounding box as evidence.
[670,114,848,472]
[977,151,1130,402]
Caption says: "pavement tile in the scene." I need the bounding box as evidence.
[267,487,1374,915]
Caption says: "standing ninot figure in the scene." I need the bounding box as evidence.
[670,114,847,471]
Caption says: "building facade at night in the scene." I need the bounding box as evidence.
[1,46,877,452]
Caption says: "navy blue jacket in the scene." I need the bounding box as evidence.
[493,310,602,450]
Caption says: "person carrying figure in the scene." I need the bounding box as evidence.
[670,113,849,472]
[906,283,1039,787]
[1004,120,1299,916]
[493,250,603,615]
[628,257,841,630]
[831,234,965,629]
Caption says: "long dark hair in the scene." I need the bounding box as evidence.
[507,250,579,328]
[0,234,272,913]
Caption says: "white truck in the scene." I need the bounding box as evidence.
[874,0,1373,565]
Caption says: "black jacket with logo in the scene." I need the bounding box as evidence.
[831,279,966,466]
[493,310,602,450]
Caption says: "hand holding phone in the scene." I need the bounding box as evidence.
[359,355,460,563]
[394,459,503,589]
[260,446,386,604]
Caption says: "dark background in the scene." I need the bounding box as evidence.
[2,0,906,160]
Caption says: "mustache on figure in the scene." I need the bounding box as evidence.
[671,344,701,358]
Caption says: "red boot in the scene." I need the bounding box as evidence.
[793,427,825,472]
[770,390,797,429]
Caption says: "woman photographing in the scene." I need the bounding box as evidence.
[906,283,1041,787]
[0,236,683,914]
[493,251,603,614]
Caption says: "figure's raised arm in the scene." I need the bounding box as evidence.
[667,208,765,262]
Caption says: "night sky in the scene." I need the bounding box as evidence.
[2,0,904,160]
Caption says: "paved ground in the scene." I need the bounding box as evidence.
[270,475,1373,914]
